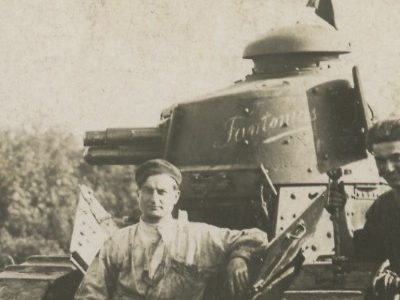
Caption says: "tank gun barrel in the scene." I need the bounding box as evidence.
[84,128,162,146]
[83,127,164,165]
[84,145,162,165]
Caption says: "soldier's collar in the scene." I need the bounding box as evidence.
[140,216,173,227]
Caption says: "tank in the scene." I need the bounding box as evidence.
[0,1,388,299]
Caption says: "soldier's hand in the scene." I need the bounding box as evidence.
[227,257,249,297]
[373,268,400,296]
[325,181,347,215]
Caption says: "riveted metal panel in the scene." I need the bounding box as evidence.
[69,185,118,271]
[276,186,331,263]
[167,76,324,185]
[276,184,389,264]
[250,191,326,300]
[307,79,368,173]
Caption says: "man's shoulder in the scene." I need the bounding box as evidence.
[367,189,397,217]
[185,220,262,234]
[178,220,228,237]
[374,189,397,205]
[185,220,220,230]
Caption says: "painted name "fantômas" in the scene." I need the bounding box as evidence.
[218,108,316,147]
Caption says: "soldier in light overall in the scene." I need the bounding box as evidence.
[327,119,400,299]
[75,159,269,300]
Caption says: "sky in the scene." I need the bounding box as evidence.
[0,0,399,138]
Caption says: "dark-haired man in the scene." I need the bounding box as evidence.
[75,159,269,300]
[327,119,400,298]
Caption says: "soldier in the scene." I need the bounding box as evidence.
[327,119,400,298]
[75,159,269,300]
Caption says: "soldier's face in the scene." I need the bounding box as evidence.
[137,174,180,223]
[375,152,400,189]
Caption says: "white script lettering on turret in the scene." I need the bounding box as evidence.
[216,108,316,148]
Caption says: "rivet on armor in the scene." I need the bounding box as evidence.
[290,193,296,200]
[243,107,250,114]
[243,139,250,145]
[344,169,352,175]
[308,192,318,199]
[311,245,317,251]
[307,168,312,173]
[327,232,332,238]
[292,214,296,219]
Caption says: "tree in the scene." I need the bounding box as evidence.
[0,127,139,263]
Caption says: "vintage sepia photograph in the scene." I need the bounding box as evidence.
[1,0,400,299]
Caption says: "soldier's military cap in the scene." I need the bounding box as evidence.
[367,119,400,151]
[135,159,182,188]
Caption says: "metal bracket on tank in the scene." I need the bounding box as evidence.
[259,184,269,221]
[163,105,182,160]
[256,163,278,236]
[285,220,307,240]
[260,163,277,196]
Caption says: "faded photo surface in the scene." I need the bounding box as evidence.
[0,0,398,132]
[0,1,400,299]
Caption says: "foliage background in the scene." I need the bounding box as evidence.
[0,127,139,263]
